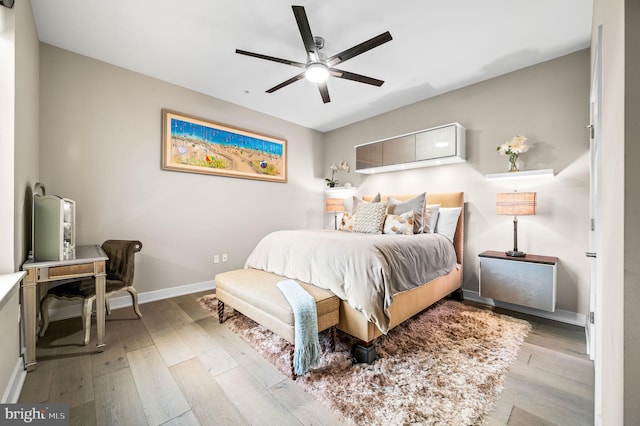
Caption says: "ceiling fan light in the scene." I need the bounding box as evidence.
[305,63,329,83]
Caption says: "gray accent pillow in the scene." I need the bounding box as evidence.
[352,193,381,214]
[387,193,426,234]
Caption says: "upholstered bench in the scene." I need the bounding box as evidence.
[215,268,340,378]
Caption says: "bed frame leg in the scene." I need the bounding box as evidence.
[450,288,464,301]
[217,300,225,323]
[289,345,297,380]
[330,326,336,352]
[351,340,377,364]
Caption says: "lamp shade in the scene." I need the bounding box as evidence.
[325,198,345,213]
[496,192,536,216]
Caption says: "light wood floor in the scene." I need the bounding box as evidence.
[18,293,594,425]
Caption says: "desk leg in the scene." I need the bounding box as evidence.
[95,273,106,352]
[23,272,37,372]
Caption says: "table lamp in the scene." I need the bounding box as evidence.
[496,191,536,257]
[325,198,345,230]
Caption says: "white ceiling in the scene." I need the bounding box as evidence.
[31,0,593,132]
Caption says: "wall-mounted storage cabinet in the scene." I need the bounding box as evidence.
[355,122,466,174]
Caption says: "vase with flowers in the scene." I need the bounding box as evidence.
[325,161,350,187]
[497,135,529,172]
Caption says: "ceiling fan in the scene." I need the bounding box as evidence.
[235,5,392,104]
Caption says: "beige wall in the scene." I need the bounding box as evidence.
[39,44,325,294]
[14,0,40,269]
[0,0,39,402]
[324,50,590,316]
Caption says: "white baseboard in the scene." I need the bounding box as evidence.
[48,280,216,322]
[463,290,586,327]
[2,357,26,403]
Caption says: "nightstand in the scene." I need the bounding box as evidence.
[478,250,558,312]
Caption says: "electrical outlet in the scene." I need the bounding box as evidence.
[213,255,220,264]
[222,253,228,262]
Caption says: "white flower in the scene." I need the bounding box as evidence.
[338,161,350,172]
[497,135,529,156]
[326,160,350,186]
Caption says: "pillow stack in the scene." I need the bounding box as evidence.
[338,192,461,240]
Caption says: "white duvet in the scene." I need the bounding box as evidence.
[244,229,458,333]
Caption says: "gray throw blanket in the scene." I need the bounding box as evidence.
[277,279,320,375]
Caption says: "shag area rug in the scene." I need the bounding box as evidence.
[198,296,530,425]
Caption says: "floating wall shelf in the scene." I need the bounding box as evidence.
[485,169,555,180]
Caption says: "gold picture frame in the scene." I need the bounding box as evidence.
[161,109,287,183]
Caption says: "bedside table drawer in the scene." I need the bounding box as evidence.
[479,254,557,312]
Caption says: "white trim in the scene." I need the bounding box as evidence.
[1,358,26,403]
[464,290,586,327]
[0,272,24,306]
[484,168,555,180]
[47,280,216,322]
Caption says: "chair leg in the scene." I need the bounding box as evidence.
[82,297,95,346]
[127,286,143,319]
[39,296,52,338]
[105,298,112,316]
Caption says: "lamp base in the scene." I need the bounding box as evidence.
[505,250,526,257]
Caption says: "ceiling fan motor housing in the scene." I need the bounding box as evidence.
[235,5,392,103]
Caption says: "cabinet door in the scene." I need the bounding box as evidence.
[479,257,556,312]
[415,124,457,160]
[382,135,415,166]
[356,143,383,170]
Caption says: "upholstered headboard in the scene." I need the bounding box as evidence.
[361,192,464,266]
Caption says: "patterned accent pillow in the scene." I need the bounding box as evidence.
[353,202,386,234]
[339,211,355,232]
[383,211,414,235]
[387,193,426,234]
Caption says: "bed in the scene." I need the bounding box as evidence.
[244,192,465,348]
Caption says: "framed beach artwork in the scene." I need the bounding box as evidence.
[161,109,287,183]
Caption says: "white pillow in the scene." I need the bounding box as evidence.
[423,204,441,234]
[435,207,461,241]
[383,211,414,235]
[353,202,386,234]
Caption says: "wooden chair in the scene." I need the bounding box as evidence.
[39,240,143,345]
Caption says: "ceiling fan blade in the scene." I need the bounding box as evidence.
[292,5,318,61]
[236,49,306,68]
[266,73,305,93]
[330,69,384,86]
[326,31,393,67]
[318,81,330,103]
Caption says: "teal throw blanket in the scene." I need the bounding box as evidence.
[277,279,320,375]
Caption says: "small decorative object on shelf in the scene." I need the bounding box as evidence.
[325,161,350,187]
[497,135,529,172]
